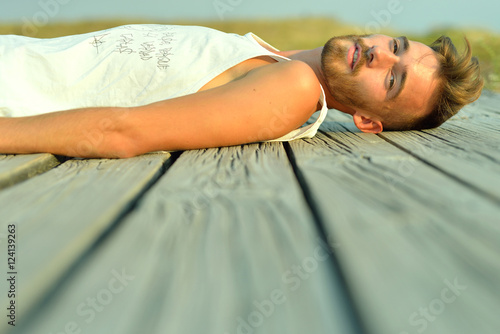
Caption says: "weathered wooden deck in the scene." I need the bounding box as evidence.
[1,91,500,334]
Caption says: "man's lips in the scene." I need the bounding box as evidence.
[347,43,361,71]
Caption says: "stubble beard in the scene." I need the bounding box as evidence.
[321,35,371,110]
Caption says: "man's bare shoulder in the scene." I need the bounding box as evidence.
[246,60,322,107]
[202,58,322,113]
[201,57,321,104]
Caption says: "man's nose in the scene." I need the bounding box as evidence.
[367,46,398,68]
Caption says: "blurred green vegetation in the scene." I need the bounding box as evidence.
[1,17,498,92]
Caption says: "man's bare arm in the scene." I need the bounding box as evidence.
[0,60,321,158]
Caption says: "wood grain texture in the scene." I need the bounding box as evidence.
[0,153,60,189]
[0,152,171,334]
[288,120,500,334]
[15,143,361,334]
[378,121,500,203]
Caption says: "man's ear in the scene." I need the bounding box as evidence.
[353,113,383,133]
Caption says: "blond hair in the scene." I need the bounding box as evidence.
[392,36,484,130]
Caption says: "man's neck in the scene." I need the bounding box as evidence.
[277,48,354,114]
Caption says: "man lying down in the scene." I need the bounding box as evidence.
[0,24,483,158]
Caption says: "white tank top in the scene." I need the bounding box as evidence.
[0,24,327,141]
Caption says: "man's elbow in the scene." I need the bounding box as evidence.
[106,133,147,159]
[85,124,143,159]
[103,108,153,159]
[84,136,137,159]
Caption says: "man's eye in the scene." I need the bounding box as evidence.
[393,39,399,54]
[389,73,395,89]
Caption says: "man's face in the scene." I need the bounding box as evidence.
[321,34,440,131]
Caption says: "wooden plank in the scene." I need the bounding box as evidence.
[0,153,60,189]
[464,90,500,117]
[288,122,500,334]
[14,143,362,334]
[378,116,500,202]
[450,90,500,122]
[0,152,172,333]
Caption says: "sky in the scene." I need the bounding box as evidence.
[2,0,500,35]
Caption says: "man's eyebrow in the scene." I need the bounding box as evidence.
[400,36,410,52]
[389,36,410,101]
[391,70,408,101]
